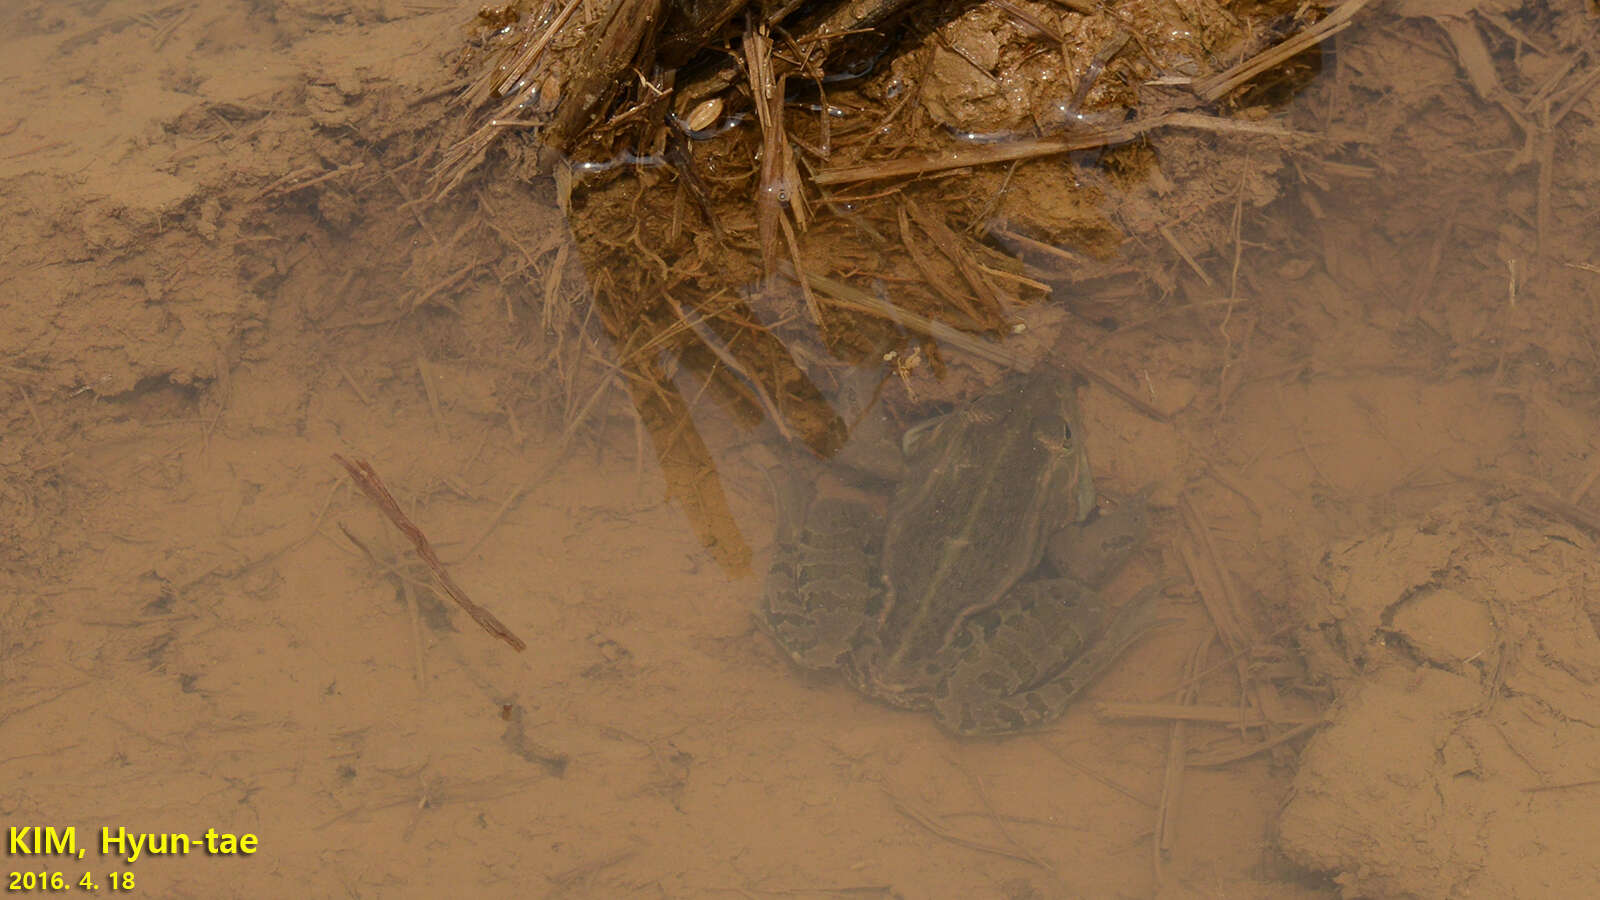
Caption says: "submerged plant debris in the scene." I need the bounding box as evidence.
[429,0,1333,569]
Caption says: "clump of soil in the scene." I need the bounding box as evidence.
[1282,499,1600,898]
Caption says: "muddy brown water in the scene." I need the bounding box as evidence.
[2,1,1597,897]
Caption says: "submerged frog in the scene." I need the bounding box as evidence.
[763,369,1158,736]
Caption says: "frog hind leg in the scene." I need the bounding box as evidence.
[761,482,883,671]
[932,581,1164,736]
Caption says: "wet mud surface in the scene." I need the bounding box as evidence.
[3,1,1598,896]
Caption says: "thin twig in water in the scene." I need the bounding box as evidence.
[333,454,526,652]
[886,790,1048,868]
[1408,199,1459,320]
[1096,701,1317,727]
[1522,779,1600,794]
[744,18,787,277]
[968,773,1056,875]
[898,203,987,325]
[815,113,1300,185]
[341,524,430,688]
[660,291,796,441]
[783,261,1168,422]
[1192,0,1374,101]
[1185,720,1324,767]
[1178,494,1251,654]
[1154,636,1211,883]
[1157,224,1214,288]
[1035,739,1157,808]
[1518,488,1600,534]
